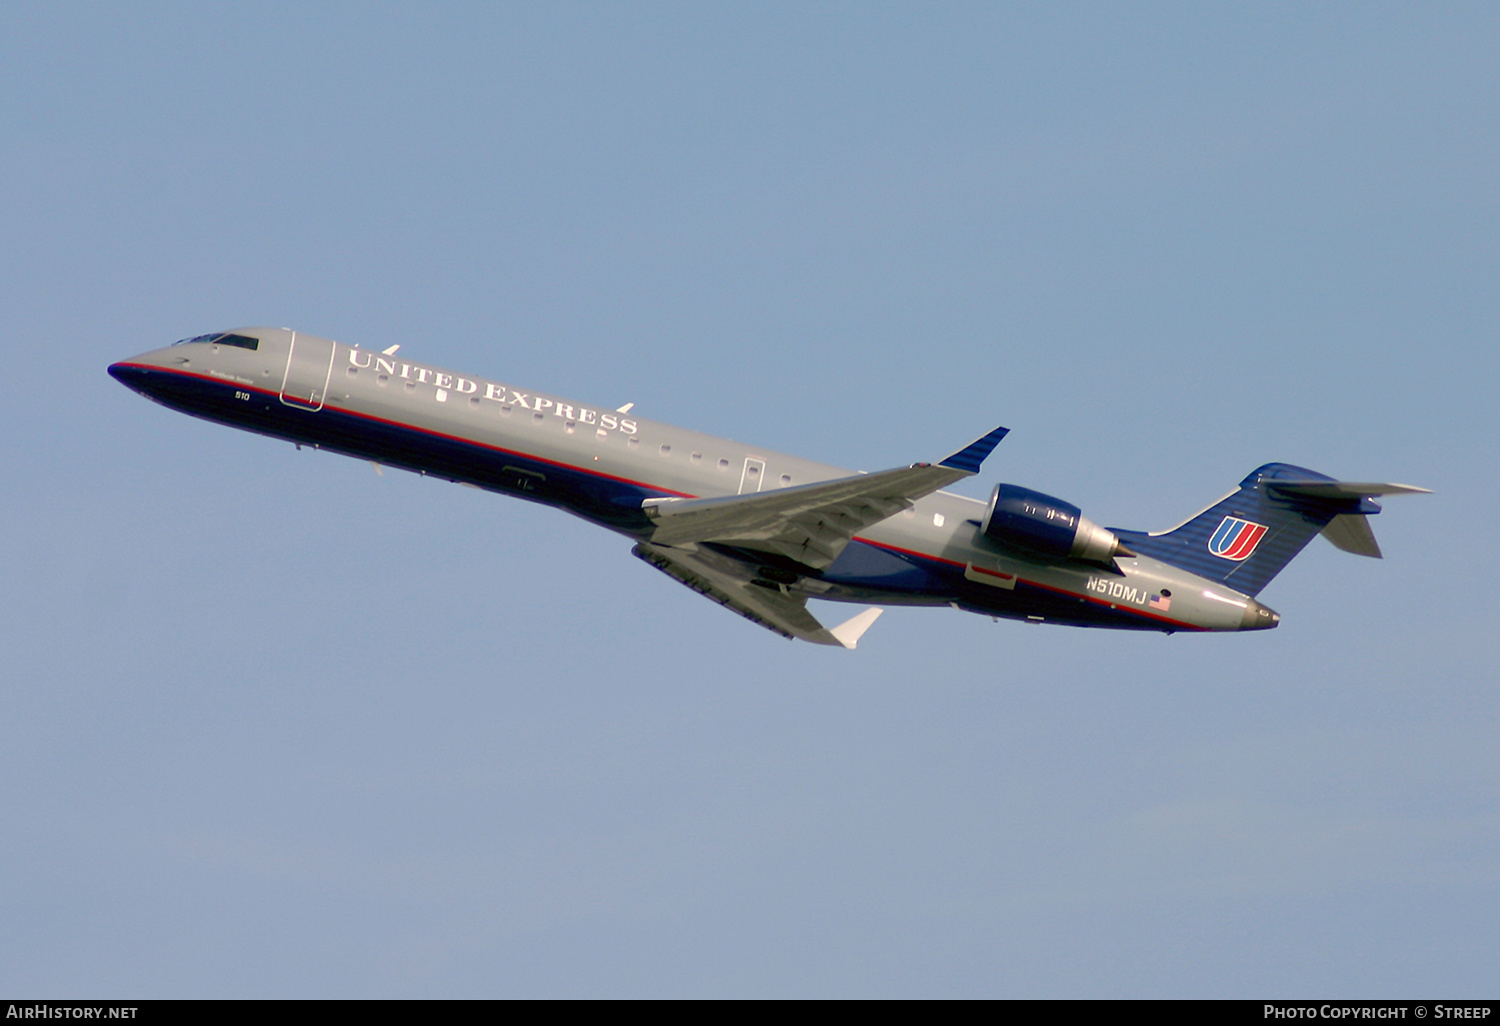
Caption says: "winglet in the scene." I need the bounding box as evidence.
[938,426,1009,474]
[828,607,883,649]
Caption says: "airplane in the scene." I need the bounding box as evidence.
[109,328,1428,648]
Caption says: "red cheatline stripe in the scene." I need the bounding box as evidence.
[1020,577,1207,630]
[116,363,696,497]
[855,538,1206,630]
[855,538,966,569]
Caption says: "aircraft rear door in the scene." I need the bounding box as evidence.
[280,332,336,411]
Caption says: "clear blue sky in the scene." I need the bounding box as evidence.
[2,2,1496,997]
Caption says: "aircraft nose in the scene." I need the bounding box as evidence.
[108,352,185,403]
[1241,599,1280,630]
[108,360,155,395]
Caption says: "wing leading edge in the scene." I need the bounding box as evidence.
[635,426,1008,645]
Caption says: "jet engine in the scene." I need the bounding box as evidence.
[980,484,1133,564]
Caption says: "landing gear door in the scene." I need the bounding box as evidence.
[280,332,336,411]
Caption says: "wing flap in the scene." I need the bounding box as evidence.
[633,542,879,647]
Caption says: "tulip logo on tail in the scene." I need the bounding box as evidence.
[1208,517,1268,561]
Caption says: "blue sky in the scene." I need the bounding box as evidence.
[2,2,1496,997]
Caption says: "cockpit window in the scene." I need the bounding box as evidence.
[172,332,260,351]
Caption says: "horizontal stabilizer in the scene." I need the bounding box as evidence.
[1281,480,1429,560]
[1270,480,1432,500]
[1321,514,1383,558]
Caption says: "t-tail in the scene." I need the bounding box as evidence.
[1112,463,1430,597]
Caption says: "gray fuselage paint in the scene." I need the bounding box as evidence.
[112,328,1266,633]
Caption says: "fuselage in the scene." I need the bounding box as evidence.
[109,328,1278,634]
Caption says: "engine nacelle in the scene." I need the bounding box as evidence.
[980,483,1131,564]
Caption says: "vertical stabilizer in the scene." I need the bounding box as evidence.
[1112,465,1427,596]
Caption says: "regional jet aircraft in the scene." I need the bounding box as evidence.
[110,329,1427,647]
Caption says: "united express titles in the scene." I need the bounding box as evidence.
[347,348,639,435]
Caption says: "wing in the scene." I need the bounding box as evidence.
[642,426,1008,571]
[632,542,882,648]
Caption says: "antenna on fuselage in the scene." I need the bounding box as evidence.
[616,402,634,413]
[382,345,401,356]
